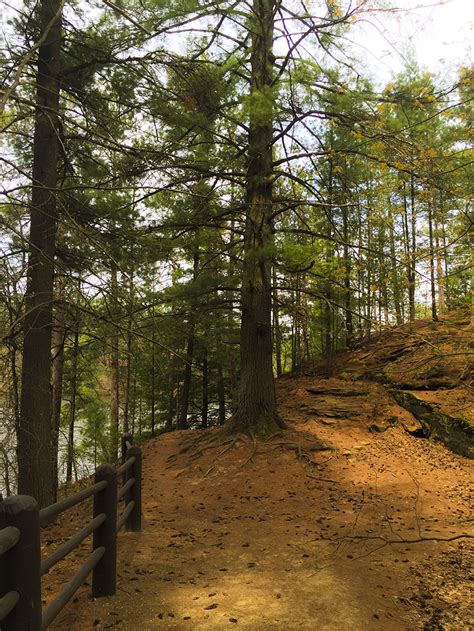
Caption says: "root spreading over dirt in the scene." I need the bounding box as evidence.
[45,375,473,630]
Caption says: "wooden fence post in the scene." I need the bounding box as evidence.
[92,464,117,598]
[0,496,41,631]
[125,446,142,532]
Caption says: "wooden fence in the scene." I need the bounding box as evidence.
[0,434,142,630]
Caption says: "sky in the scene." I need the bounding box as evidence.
[348,0,474,85]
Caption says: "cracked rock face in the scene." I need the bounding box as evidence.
[300,309,473,458]
[391,389,474,459]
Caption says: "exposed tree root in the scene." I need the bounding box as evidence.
[166,431,227,467]
[321,533,473,545]
[168,432,251,475]
[305,473,337,483]
[202,465,216,479]
[272,442,331,453]
[167,427,333,477]
[263,431,283,443]
[239,430,257,468]
[217,435,246,458]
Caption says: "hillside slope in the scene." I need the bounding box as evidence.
[301,309,473,457]
[45,373,473,629]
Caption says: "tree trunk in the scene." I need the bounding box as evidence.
[66,323,79,483]
[435,217,444,316]
[409,176,417,320]
[51,274,66,500]
[366,201,373,338]
[217,361,226,425]
[178,252,199,430]
[294,275,303,373]
[123,271,134,434]
[389,215,403,325]
[402,181,415,321]
[18,0,62,507]
[109,265,120,462]
[441,222,450,311]
[1,448,12,497]
[131,377,137,434]
[166,362,176,432]
[227,0,281,435]
[178,322,195,430]
[342,206,353,347]
[201,349,209,429]
[272,267,282,377]
[427,203,438,321]
[150,308,156,436]
[324,161,334,368]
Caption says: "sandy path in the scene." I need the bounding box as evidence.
[48,377,473,630]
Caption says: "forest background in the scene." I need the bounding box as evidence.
[0,0,472,506]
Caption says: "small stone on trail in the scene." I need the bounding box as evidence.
[229,618,238,623]
[204,603,218,610]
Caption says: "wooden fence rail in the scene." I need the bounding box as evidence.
[0,435,142,630]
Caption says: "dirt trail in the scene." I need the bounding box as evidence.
[48,377,473,630]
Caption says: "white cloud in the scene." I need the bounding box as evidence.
[349,0,473,84]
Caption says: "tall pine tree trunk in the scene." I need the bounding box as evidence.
[427,202,438,321]
[389,214,403,325]
[217,361,226,425]
[272,267,282,377]
[402,181,415,321]
[178,252,199,430]
[166,360,176,432]
[178,324,195,430]
[228,0,282,435]
[51,274,66,500]
[342,206,353,347]
[409,176,417,320]
[435,217,444,316]
[18,0,62,506]
[109,264,120,462]
[150,308,156,436]
[201,349,209,429]
[66,323,79,483]
[123,270,134,434]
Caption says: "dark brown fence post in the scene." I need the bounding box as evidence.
[0,496,41,631]
[92,464,117,598]
[126,446,142,532]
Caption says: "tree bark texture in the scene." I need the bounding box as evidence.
[177,252,199,430]
[109,264,120,462]
[66,323,79,483]
[272,267,282,377]
[201,350,209,429]
[18,0,62,507]
[228,0,281,435]
[51,274,66,499]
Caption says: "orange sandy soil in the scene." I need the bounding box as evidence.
[44,377,473,630]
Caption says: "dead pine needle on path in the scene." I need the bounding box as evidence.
[45,378,473,631]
